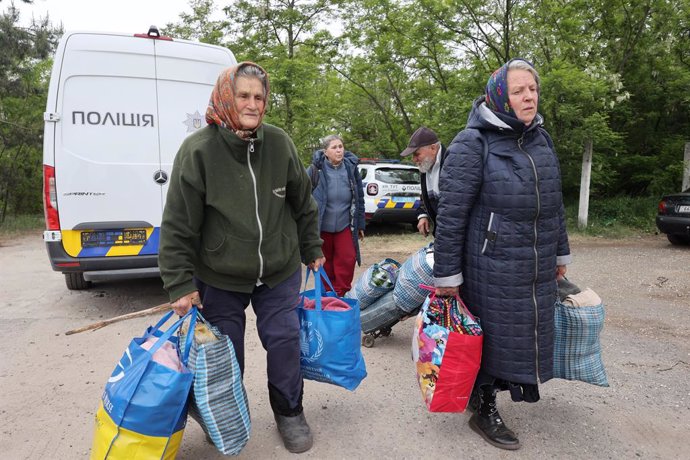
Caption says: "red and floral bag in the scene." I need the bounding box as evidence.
[412,288,483,412]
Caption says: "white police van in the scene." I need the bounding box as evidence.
[42,27,236,289]
[357,159,421,224]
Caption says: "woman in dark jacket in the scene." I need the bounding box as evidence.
[433,59,572,450]
[307,135,366,296]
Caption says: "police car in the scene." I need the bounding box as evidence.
[357,159,421,224]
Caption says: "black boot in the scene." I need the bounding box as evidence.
[274,412,313,453]
[269,382,313,453]
[468,386,520,450]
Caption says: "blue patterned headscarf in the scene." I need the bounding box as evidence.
[485,58,535,118]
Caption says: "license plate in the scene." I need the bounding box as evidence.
[678,205,690,213]
[392,196,416,203]
[81,229,147,248]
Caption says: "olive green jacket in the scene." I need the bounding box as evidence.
[159,123,323,301]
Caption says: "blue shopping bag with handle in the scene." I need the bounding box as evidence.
[298,267,367,391]
[90,308,197,460]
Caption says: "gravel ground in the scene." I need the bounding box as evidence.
[0,228,688,459]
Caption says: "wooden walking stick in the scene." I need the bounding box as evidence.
[64,302,171,335]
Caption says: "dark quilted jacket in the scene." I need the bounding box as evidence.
[433,97,571,384]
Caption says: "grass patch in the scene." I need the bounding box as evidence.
[565,196,658,238]
[0,214,44,239]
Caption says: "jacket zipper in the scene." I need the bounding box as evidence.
[518,134,541,381]
[247,138,264,280]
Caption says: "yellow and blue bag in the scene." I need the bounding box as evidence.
[90,308,197,460]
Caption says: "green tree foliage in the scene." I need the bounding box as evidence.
[0,5,61,222]
[163,0,230,46]
[165,0,690,199]
[166,0,349,161]
[4,0,688,220]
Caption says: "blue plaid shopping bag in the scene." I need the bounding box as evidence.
[393,243,434,313]
[346,258,400,309]
[181,314,251,455]
[553,300,609,387]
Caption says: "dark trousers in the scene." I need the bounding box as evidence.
[195,268,303,410]
[474,369,540,403]
[321,227,356,296]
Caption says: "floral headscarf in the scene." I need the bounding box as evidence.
[485,58,535,118]
[205,61,270,139]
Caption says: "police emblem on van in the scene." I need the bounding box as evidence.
[183,110,205,132]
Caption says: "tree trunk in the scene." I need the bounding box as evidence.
[578,139,593,229]
[681,142,690,190]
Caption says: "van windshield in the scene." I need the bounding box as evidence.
[375,167,419,185]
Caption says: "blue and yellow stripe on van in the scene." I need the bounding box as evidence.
[61,227,160,258]
[376,198,421,210]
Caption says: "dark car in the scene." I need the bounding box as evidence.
[656,187,690,245]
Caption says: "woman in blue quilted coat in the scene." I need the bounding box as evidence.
[433,59,572,450]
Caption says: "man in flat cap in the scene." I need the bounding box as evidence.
[401,126,447,237]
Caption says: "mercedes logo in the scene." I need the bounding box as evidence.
[153,170,168,185]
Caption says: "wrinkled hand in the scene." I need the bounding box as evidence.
[556,264,567,280]
[435,286,459,297]
[170,290,202,316]
[358,229,365,241]
[417,218,430,237]
[309,256,326,272]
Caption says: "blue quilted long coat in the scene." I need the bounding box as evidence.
[433,97,572,384]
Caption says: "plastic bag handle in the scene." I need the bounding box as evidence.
[146,307,198,365]
[418,284,478,322]
[304,266,337,293]
[303,266,337,311]
[144,306,200,366]
[143,309,176,339]
[179,307,198,364]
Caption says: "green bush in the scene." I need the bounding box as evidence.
[565,196,659,237]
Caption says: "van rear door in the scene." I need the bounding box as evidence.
[153,39,236,204]
[51,33,161,258]
[43,31,236,289]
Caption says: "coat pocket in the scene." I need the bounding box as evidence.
[480,211,502,256]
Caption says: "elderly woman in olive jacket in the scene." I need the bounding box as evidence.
[433,59,571,451]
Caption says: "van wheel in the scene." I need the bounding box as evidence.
[65,272,92,290]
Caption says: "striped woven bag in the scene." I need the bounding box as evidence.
[183,316,252,455]
[393,243,434,313]
[553,300,609,387]
[346,258,400,310]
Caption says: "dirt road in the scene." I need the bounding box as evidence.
[0,229,688,459]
